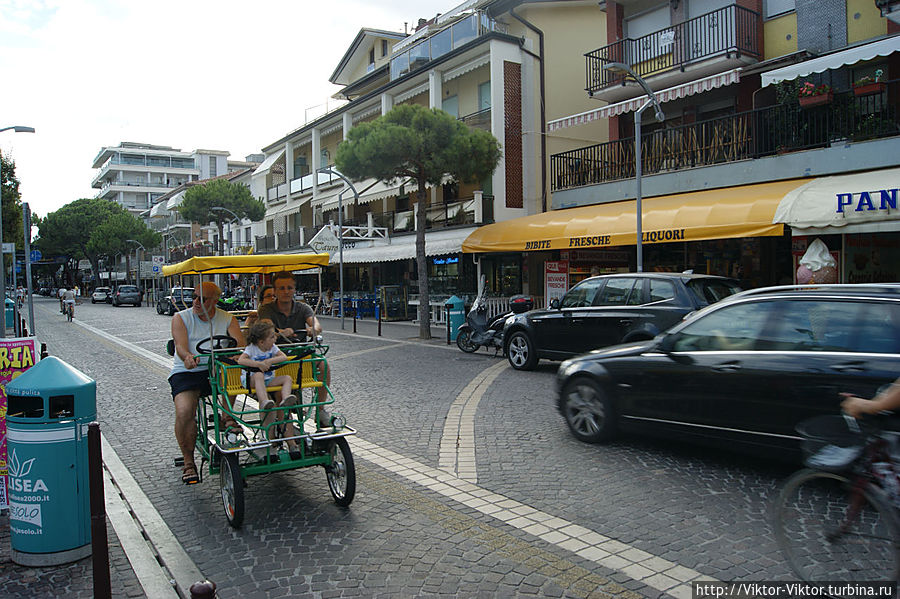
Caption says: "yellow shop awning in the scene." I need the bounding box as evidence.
[462,179,813,253]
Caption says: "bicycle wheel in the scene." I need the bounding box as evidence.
[67,305,73,322]
[774,468,900,585]
[218,450,244,528]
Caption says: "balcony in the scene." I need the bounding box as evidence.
[585,5,760,102]
[459,108,491,131]
[389,11,507,81]
[361,195,494,234]
[551,82,899,191]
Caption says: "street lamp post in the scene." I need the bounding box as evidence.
[210,206,240,255]
[126,240,146,300]
[603,63,663,273]
[317,167,358,331]
[0,125,35,337]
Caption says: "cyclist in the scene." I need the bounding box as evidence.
[257,271,331,428]
[61,287,76,320]
[841,377,900,418]
[169,281,246,484]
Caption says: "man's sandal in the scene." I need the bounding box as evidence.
[220,415,242,434]
[182,463,200,485]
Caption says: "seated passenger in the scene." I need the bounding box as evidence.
[237,320,299,450]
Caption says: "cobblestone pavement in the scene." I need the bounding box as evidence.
[0,298,801,598]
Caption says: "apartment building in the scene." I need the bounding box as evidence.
[91,142,245,217]
[465,0,900,291]
[252,0,608,312]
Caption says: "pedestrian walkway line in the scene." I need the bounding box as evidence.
[102,434,205,598]
[74,317,714,599]
[350,436,715,599]
[438,359,508,482]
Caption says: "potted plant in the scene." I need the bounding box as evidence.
[853,70,885,97]
[798,81,834,107]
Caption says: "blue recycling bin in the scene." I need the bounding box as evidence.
[445,295,466,342]
[6,357,96,566]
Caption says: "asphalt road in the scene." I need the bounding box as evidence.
[4,296,801,598]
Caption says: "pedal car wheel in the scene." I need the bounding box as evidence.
[218,450,244,528]
[456,329,479,353]
[156,301,165,314]
[325,437,356,507]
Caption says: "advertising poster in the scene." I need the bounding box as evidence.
[0,337,38,510]
[544,261,569,307]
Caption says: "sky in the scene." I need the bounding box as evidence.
[0,0,452,220]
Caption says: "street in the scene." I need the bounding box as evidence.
[2,297,799,598]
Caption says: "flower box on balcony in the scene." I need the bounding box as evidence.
[798,92,833,108]
[853,82,885,97]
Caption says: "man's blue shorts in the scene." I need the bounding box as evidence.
[168,371,212,399]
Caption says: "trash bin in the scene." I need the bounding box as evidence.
[5,297,14,328]
[6,356,96,566]
[445,295,465,342]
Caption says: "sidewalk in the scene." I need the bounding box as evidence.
[318,313,456,346]
[0,513,146,598]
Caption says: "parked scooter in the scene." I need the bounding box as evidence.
[456,276,532,355]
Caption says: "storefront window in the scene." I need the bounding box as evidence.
[482,254,521,296]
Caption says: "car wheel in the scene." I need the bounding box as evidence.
[135,301,141,307]
[506,331,537,370]
[561,378,617,443]
[156,301,165,315]
[168,304,176,316]
[91,299,97,304]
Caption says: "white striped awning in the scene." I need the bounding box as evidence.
[548,69,741,132]
[761,35,900,87]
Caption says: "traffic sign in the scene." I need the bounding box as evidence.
[30,250,41,262]
[152,265,161,274]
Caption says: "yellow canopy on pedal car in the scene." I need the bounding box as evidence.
[162,253,330,276]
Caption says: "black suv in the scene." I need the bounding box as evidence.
[504,273,741,370]
[556,284,900,456]
[156,287,192,316]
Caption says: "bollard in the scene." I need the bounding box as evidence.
[40,342,49,359]
[89,422,112,599]
[446,304,450,345]
[190,580,217,598]
[353,308,357,334]
[377,303,382,337]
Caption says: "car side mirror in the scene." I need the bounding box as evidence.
[549,298,560,309]
[658,334,676,353]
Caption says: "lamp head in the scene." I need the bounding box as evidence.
[13,126,35,133]
[603,62,632,76]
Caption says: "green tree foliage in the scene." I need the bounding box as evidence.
[0,151,25,279]
[177,179,264,255]
[35,198,159,287]
[336,104,501,339]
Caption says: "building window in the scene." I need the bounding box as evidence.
[765,0,795,18]
[209,156,217,177]
[478,81,491,110]
[369,48,375,65]
[382,39,388,57]
[442,95,459,118]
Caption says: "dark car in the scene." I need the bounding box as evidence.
[504,273,741,370]
[156,287,192,315]
[112,284,142,307]
[556,284,900,457]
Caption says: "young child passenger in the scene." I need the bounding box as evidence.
[237,321,298,443]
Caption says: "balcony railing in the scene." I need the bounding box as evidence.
[390,11,507,81]
[459,108,491,130]
[585,5,759,95]
[551,82,899,191]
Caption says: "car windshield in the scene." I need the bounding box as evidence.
[120,286,138,292]
[685,279,742,306]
